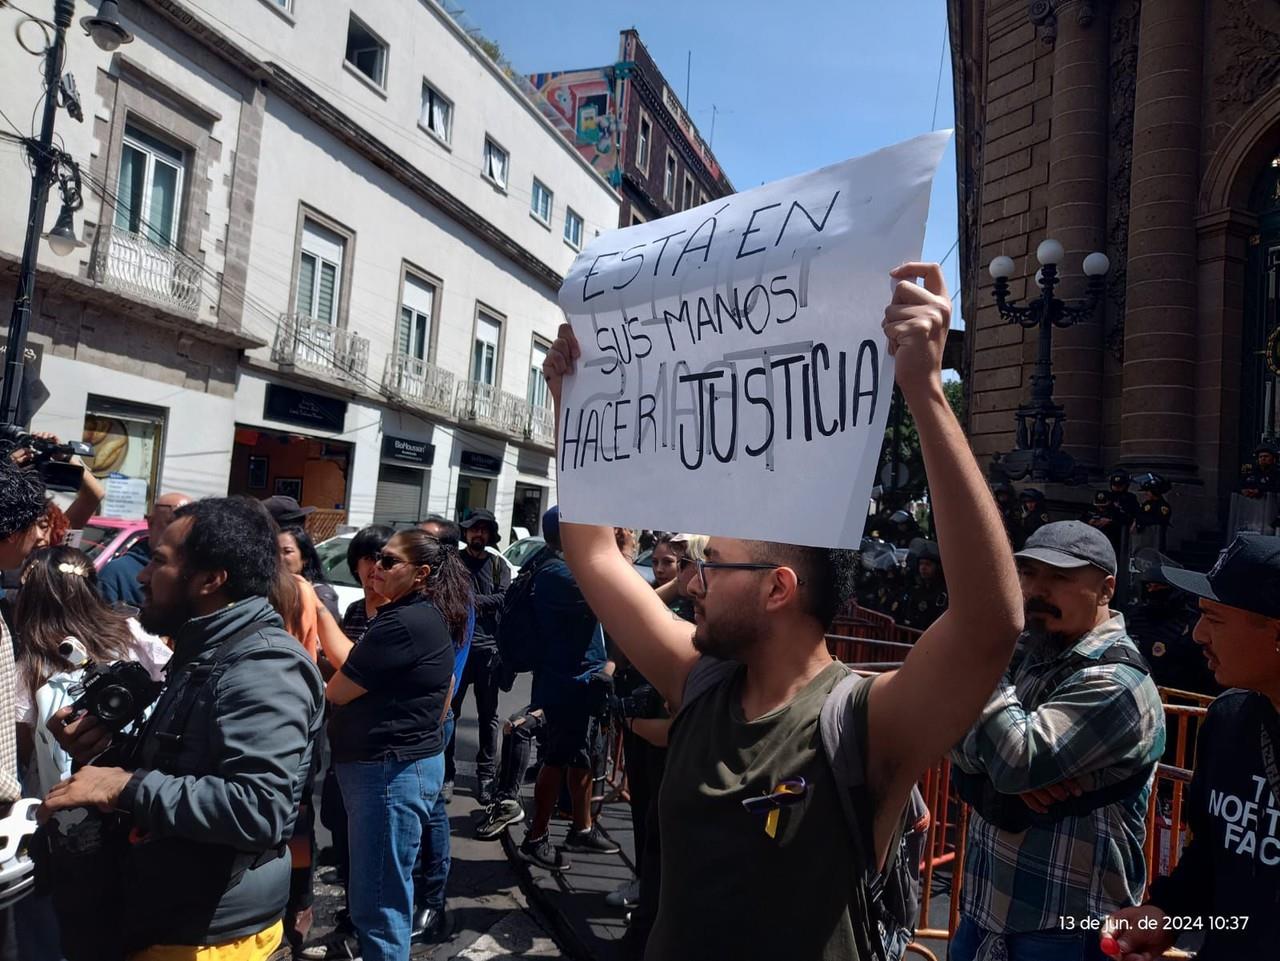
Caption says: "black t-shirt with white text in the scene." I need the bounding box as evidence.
[1147,690,1280,958]
[329,593,455,763]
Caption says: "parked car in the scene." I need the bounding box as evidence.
[504,536,546,569]
[76,518,148,572]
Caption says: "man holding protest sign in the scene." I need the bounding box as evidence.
[541,257,1023,960]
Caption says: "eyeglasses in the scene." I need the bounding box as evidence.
[677,556,797,589]
[375,552,408,571]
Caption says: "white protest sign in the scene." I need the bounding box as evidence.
[555,131,950,548]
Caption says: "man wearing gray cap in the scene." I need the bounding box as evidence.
[949,520,1166,961]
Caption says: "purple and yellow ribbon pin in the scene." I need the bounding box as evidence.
[741,778,808,838]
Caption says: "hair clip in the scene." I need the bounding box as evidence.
[57,562,87,577]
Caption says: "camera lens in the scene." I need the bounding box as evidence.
[95,685,133,724]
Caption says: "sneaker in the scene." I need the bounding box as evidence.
[298,931,359,961]
[518,833,571,872]
[605,877,641,908]
[475,798,525,840]
[564,824,621,855]
[441,780,453,803]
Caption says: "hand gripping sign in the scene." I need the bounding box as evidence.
[555,131,950,549]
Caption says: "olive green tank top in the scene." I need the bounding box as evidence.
[645,659,861,961]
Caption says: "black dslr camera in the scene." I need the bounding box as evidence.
[61,639,163,734]
[0,424,94,492]
[611,684,667,721]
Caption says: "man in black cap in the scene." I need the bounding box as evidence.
[1104,535,1280,961]
[992,481,1023,547]
[1125,551,1220,698]
[259,494,316,526]
[1134,474,1173,551]
[445,509,510,804]
[949,521,1165,961]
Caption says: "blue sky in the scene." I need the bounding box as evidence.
[456,0,962,325]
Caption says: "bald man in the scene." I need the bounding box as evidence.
[99,492,193,606]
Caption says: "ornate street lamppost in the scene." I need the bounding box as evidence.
[987,238,1110,484]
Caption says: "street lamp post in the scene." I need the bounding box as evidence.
[1,0,131,428]
[987,238,1110,484]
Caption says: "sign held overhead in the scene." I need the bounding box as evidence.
[555,131,951,548]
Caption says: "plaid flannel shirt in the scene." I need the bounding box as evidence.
[950,613,1166,933]
[0,616,21,802]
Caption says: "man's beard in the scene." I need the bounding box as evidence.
[692,608,762,661]
[139,590,194,637]
[1023,598,1072,649]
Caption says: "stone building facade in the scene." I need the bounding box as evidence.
[0,0,618,538]
[951,0,1280,546]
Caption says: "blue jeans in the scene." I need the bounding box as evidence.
[337,753,445,961]
[951,916,1108,961]
[415,714,454,912]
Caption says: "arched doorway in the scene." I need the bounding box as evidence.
[1242,155,1280,458]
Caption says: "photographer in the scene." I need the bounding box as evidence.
[7,431,105,532]
[41,497,325,961]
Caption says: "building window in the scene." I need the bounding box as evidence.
[273,0,292,10]
[630,208,647,226]
[531,178,553,225]
[345,15,387,87]
[636,111,651,173]
[529,340,550,409]
[683,173,695,211]
[698,189,709,206]
[483,137,508,189]
[296,219,345,324]
[419,81,452,143]
[398,273,435,361]
[115,125,185,248]
[472,310,501,386]
[564,208,583,250]
[663,150,677,203]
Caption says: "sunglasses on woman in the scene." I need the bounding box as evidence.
[375,551,409,571]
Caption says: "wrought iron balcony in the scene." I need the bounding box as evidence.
[383,353,455,416]
[526,403,556,447]
[89,224,203,315]
[454,380,531,438]
[272,313,370,383]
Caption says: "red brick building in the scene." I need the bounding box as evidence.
[951,0,1280,546]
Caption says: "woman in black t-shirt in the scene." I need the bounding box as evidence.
[318,530,472,961]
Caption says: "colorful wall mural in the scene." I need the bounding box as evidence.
[528,68,618,178]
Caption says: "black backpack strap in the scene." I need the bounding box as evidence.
[149,622,268,771]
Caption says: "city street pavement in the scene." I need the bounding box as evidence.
[309,673,564,959]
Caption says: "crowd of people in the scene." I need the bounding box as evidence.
[0,261,1274,961]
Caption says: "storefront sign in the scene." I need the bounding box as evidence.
[460,451,502,475]
[264,384,347,432]
[382,434,435,466]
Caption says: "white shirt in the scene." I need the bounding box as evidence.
[18,619,171,798]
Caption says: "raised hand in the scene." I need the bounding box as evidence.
[542,322,582,408]
[883,262,951,400]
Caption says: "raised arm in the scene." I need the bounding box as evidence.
[866,263,1024,810]
[544,326,700,708]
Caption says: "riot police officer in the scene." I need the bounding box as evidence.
[1125,551,1220,698]
[1082,489,1126,552]
[1134,473,1173,550]
[1239,443,1279,497]
[991,481,1021,546]
[897,540,948,631]
[1107,468,1141,525]
[1018,488,1050,543]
